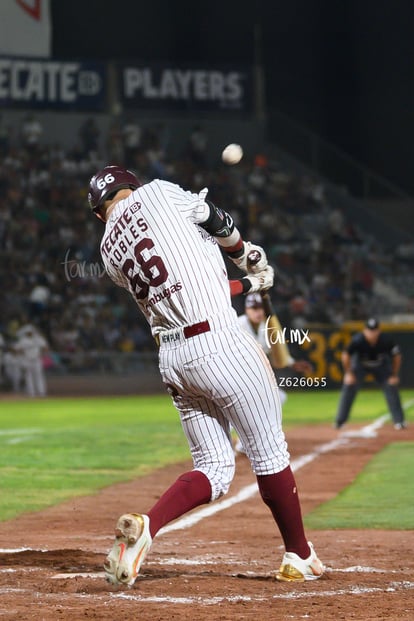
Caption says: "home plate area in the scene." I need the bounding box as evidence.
[0,423,413,620]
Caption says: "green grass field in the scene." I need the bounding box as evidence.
[0,389,413,524]
[305,442,414,529]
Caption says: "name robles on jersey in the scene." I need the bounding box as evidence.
[99,179,233,332]
[100,205,148,260]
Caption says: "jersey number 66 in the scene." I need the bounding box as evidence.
[122,238,168,300]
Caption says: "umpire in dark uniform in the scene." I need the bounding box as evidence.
[334,318,406,430]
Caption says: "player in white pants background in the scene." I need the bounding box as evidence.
[87,165,324,586]
[235,292,312,452]
[14,325,48,397]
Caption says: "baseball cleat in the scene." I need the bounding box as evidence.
[104,513,152,586]
[394,422,407,430]
[276,541,324,582]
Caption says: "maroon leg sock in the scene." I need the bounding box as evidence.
[257,466,310,559]
[147,470,212,538]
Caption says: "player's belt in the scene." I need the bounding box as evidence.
[155,320,210,347]
[183,320,210,338]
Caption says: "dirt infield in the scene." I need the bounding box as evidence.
[0,422,412,620]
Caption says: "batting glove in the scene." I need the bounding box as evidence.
[243,265,274,292]
[231,241,268,274]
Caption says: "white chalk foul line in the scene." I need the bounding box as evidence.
[0,547,48,553]
[3,582,414,604]
[3,579,414,603]
[49,563,399,580]
[159,409,398,536]
[159,439,347,535]
[51,572,103,580]
[109,580,414,604]
[0,427,42,445]
[0,428,41,436]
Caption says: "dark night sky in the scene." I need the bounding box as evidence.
[51,0,414,194]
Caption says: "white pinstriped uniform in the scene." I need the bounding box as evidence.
[101,180,289,501]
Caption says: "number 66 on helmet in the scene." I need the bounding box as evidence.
[88,165,141,215]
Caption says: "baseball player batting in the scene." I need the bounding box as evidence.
[88,165,324,586]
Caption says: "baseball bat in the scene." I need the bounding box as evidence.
[261,293,291,368]
[247,250,291,369]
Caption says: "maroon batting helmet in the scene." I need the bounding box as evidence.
[88,165,141,213]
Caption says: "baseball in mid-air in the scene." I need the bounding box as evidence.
[222,143,243,165]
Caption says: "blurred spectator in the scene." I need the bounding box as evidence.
[78,117,100,158]
[0,113,11,157]
[3,344,23,393]
[395,242,414,262]
[184,124,208,167]
[141,123,170,179]
[14,325,49,397]
[0,113,411,379]
[106,119,124,164]
[20,113,43,152]
[28,279,51,318]
[122,117,142,168]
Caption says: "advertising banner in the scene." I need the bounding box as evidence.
[0,0,51,58]
[118,62,253,113]
[0,57,107,109]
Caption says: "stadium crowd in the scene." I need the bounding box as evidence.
[0,113,413,386]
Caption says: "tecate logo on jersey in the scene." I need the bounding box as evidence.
[101,209,148,259]
[264,320,311,349]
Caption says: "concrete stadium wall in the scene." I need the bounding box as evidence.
[46,370,164,397]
